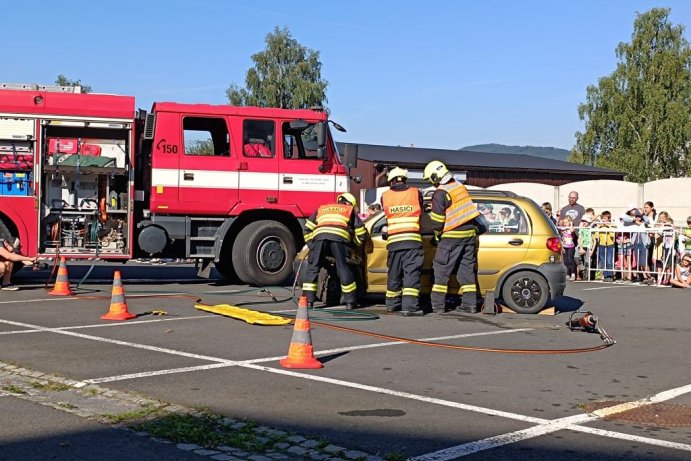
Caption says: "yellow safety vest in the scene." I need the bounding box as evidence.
[382,188,422,245]
[440,182,480,233]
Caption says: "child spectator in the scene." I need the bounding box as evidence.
[576,214,593,280]
[652,212,675,285]
[630,212,653,284]
[682,215,691,256]
[542,202,557,225]
[593,211,616,282]
[559,216,577,281]
[0,239,37,290]
[615,230,632,282]
[670,254,691,288]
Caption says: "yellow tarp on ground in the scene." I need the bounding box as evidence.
[195,304,292,325]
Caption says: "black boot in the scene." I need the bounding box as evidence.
[399,309,424,317]
[345,303,357,310]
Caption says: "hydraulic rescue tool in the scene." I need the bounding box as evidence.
[566,310,615,345]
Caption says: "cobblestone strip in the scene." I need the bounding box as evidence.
[0,361,383,461]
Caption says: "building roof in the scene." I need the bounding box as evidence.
[337,142,622,176]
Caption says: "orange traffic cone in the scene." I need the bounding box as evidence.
[279,296,323,369]
[101,270,136,321]
[49,257,73,296]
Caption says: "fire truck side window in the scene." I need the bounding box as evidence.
[282,122,320,160]
[183,117,230,156]
[243,120,275,158]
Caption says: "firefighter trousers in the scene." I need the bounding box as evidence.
[301,240,357,305]
[431,237,478,312]
[386,247,424,312]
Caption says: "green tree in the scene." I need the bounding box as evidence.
[226,26,328,110]
[185,139,215,155]
[55,75,92,93]
[571,8,691,182]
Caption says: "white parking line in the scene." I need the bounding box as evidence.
[0,290,240,306]
[0,315,216,335]
[85,329,533,384]
[1,314,688,456]
[409,384,691,460]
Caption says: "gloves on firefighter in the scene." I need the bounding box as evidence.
[431,234,440,246]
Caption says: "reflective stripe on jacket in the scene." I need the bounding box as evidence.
[312,203,353,241]
[382,187,422,245]
[439,181,480,233]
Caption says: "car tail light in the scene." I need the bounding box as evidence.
[546,237,562,254]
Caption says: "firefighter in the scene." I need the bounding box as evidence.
[301,193,367,309]
[381,167,425,316]
[423,161,486,314]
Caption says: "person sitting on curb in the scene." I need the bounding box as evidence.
[670,254,691,289]
[0,239,37,290]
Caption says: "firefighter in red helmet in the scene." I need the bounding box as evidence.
[301,193,367,309]
[381,167,425,316]
[423,161,486,314]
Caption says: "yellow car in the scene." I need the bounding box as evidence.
[297,190,566,314]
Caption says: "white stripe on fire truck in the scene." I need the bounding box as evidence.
[151,168,348,192]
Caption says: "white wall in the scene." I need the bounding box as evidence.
[487,178,691,222]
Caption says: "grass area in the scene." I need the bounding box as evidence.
[31,381,71,392]
[101,403,166,424]
[1,385,26,394]
[133,413,278,451]
[56,402,77,410]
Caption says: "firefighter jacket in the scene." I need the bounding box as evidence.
[430,180,481,239]
[382,184,424,250]
[304,202,367,246]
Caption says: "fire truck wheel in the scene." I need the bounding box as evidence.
[500,270,549,314]
[215,243,240,283]
[232,220,296,286]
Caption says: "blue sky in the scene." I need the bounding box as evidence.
[3,1,690,150]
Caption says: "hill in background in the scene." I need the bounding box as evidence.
[462,143,570,162]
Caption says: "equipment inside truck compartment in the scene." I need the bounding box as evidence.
[39,120,131,256]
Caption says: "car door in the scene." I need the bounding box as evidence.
[476,199,530,289]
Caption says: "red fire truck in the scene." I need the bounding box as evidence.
[0,83,357,286]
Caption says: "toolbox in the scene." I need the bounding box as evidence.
[0,171,33,196]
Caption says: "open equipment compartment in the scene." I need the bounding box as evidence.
[39,119,131,256]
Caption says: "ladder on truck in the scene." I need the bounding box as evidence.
[0,83,82,93]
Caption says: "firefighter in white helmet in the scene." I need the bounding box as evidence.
[423,161,486,314]
[381,167,425,316]
[301,193,367,309]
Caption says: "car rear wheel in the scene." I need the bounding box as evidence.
[501,270,549,314]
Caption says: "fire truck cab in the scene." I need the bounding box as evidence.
[0,83,355,286]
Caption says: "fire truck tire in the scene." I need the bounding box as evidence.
[214,245,239,283]
[500,270,549,314]
[232,220,295,286]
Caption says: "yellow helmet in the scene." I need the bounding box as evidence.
[337,192,357,206]
[387,167,408,183]
[423,160,449,185]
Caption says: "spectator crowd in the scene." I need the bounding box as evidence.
[543,191,691,288]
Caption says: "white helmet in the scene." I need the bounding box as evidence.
[423,160,449,185]
[387,167,408,183]
[337,192,357,206]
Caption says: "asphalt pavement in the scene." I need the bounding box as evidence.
[0,261,689,461]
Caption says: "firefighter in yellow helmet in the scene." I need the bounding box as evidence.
[423,161,486,314]
[301,192,367,309]
[381,167,425,316]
